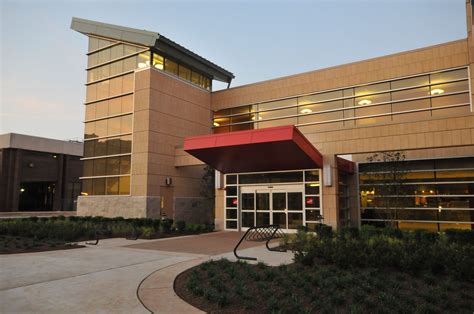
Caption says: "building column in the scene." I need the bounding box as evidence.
[322,154,339,230]
[8,149,22,212]
[52,154,64,211]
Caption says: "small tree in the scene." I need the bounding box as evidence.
[201,165,215,206]
[363,151,408,228]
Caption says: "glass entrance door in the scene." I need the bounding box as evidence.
[240,185,304,230]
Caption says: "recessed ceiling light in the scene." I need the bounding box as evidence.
[358,99,372,106]
[213,122,220,127]
[251,115,262,121]
[430,88,444,95]
[300,108,312,114]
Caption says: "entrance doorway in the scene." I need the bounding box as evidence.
[240,185,304,231]
[18,182,55,211]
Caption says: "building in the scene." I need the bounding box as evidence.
[0,133,83,212]
[71,1,474,231]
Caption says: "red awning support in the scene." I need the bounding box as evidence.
[183,125,323,174]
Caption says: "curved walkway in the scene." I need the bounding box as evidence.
[0,232,293,313]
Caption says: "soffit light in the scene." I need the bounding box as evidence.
[300,108,313,114]
[358,99,372,106]
[213,122,220,127]
[430,88,444,96]
[251,115,262,121]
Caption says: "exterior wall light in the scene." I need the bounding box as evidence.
[20,188,25,193]
[358,99,372,106]
[431,88,444,95]
[165,177,172,186]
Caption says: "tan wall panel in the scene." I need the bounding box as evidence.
[212,40,469,111]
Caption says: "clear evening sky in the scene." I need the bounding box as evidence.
[0,0,466,141]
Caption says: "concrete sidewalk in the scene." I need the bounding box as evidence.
[0,232,294,314]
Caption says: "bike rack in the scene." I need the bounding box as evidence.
[234,225,287,261]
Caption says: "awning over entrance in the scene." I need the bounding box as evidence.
[183,125,323,173]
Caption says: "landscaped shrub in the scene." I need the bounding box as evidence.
[160,219,173,233]
[294,227,474,281]
[444,228,474,245]
[176,220,186,233]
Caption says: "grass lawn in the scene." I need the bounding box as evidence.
[175,259,474,313]
[0,235,83,254]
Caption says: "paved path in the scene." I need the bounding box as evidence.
[0,232,293,313]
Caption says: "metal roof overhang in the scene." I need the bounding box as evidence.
[183,125,323,174]
[70,17,234,84]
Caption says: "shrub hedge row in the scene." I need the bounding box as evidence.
[0,216,214,242]
[294,225,474,281]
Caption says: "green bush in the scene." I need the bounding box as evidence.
[176,220,186,233]
[161,219,173,233]
[444,229,474,245]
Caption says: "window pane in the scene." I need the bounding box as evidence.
[121,115,133,133]
[288,193,303,211]
[242,193,255,210]
[106,177,119,195]
[108,98,121,116]
[86,84,97,102]
[431,81,469,96]
[121,95,133,113]
[122,74,134,93]
[95,119,107,138]
[83,160,94,177]
[354,82,390,96]
[391,75,429,89]
[288,213,303,229]
[93,178,106,195]
[391,87,429,101]
[110,45,124,60]
[84,122,96,139]
[95,100,108,118]
[82,179,93,196]
[153,53,164,70]
[107,117,121,135]
[137,51,150,69]
[272,193,286,211]
[431,93,469,108]
[109,76,122,96]
[119,176,130,195]
[355,92,390,106]
[299,90,343,104]
[95,138,107,156]
[120,156,131,174]
[84,141,95,158]
[93,158,106,176]
[88,37,98,52]
[256,193,270,211]
[120,135,132,154]
[179,65,191,80]
[165,59,178,75]
[259,98,296,111]
[96,80,110,100]
[430,68,468,84]
[106,137,121,155]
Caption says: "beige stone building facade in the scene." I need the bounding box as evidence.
[72,1,474,231]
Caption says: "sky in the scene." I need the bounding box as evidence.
[0,0,467,141]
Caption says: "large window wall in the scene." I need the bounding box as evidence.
[81,36,139,196]
[213,67,470,133]
[359,157,474,231]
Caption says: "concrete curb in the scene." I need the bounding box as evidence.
[137,258,206,314]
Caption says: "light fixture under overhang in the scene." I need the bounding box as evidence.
[430,88,444,95]
[358,99,372,106]
[300,108,312,114]
[213,122,220,127]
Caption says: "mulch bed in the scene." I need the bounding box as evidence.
[0,235,84,254]
[174,259,474,313]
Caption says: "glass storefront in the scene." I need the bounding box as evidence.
[213,67,470,133]
[359,157,474,230]
[224,169,322,231]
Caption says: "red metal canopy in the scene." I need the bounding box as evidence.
[183,125,323,174]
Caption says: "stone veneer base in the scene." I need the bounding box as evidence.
[77,196,161,218]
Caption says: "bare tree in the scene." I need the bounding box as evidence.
[363,151,408,228]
